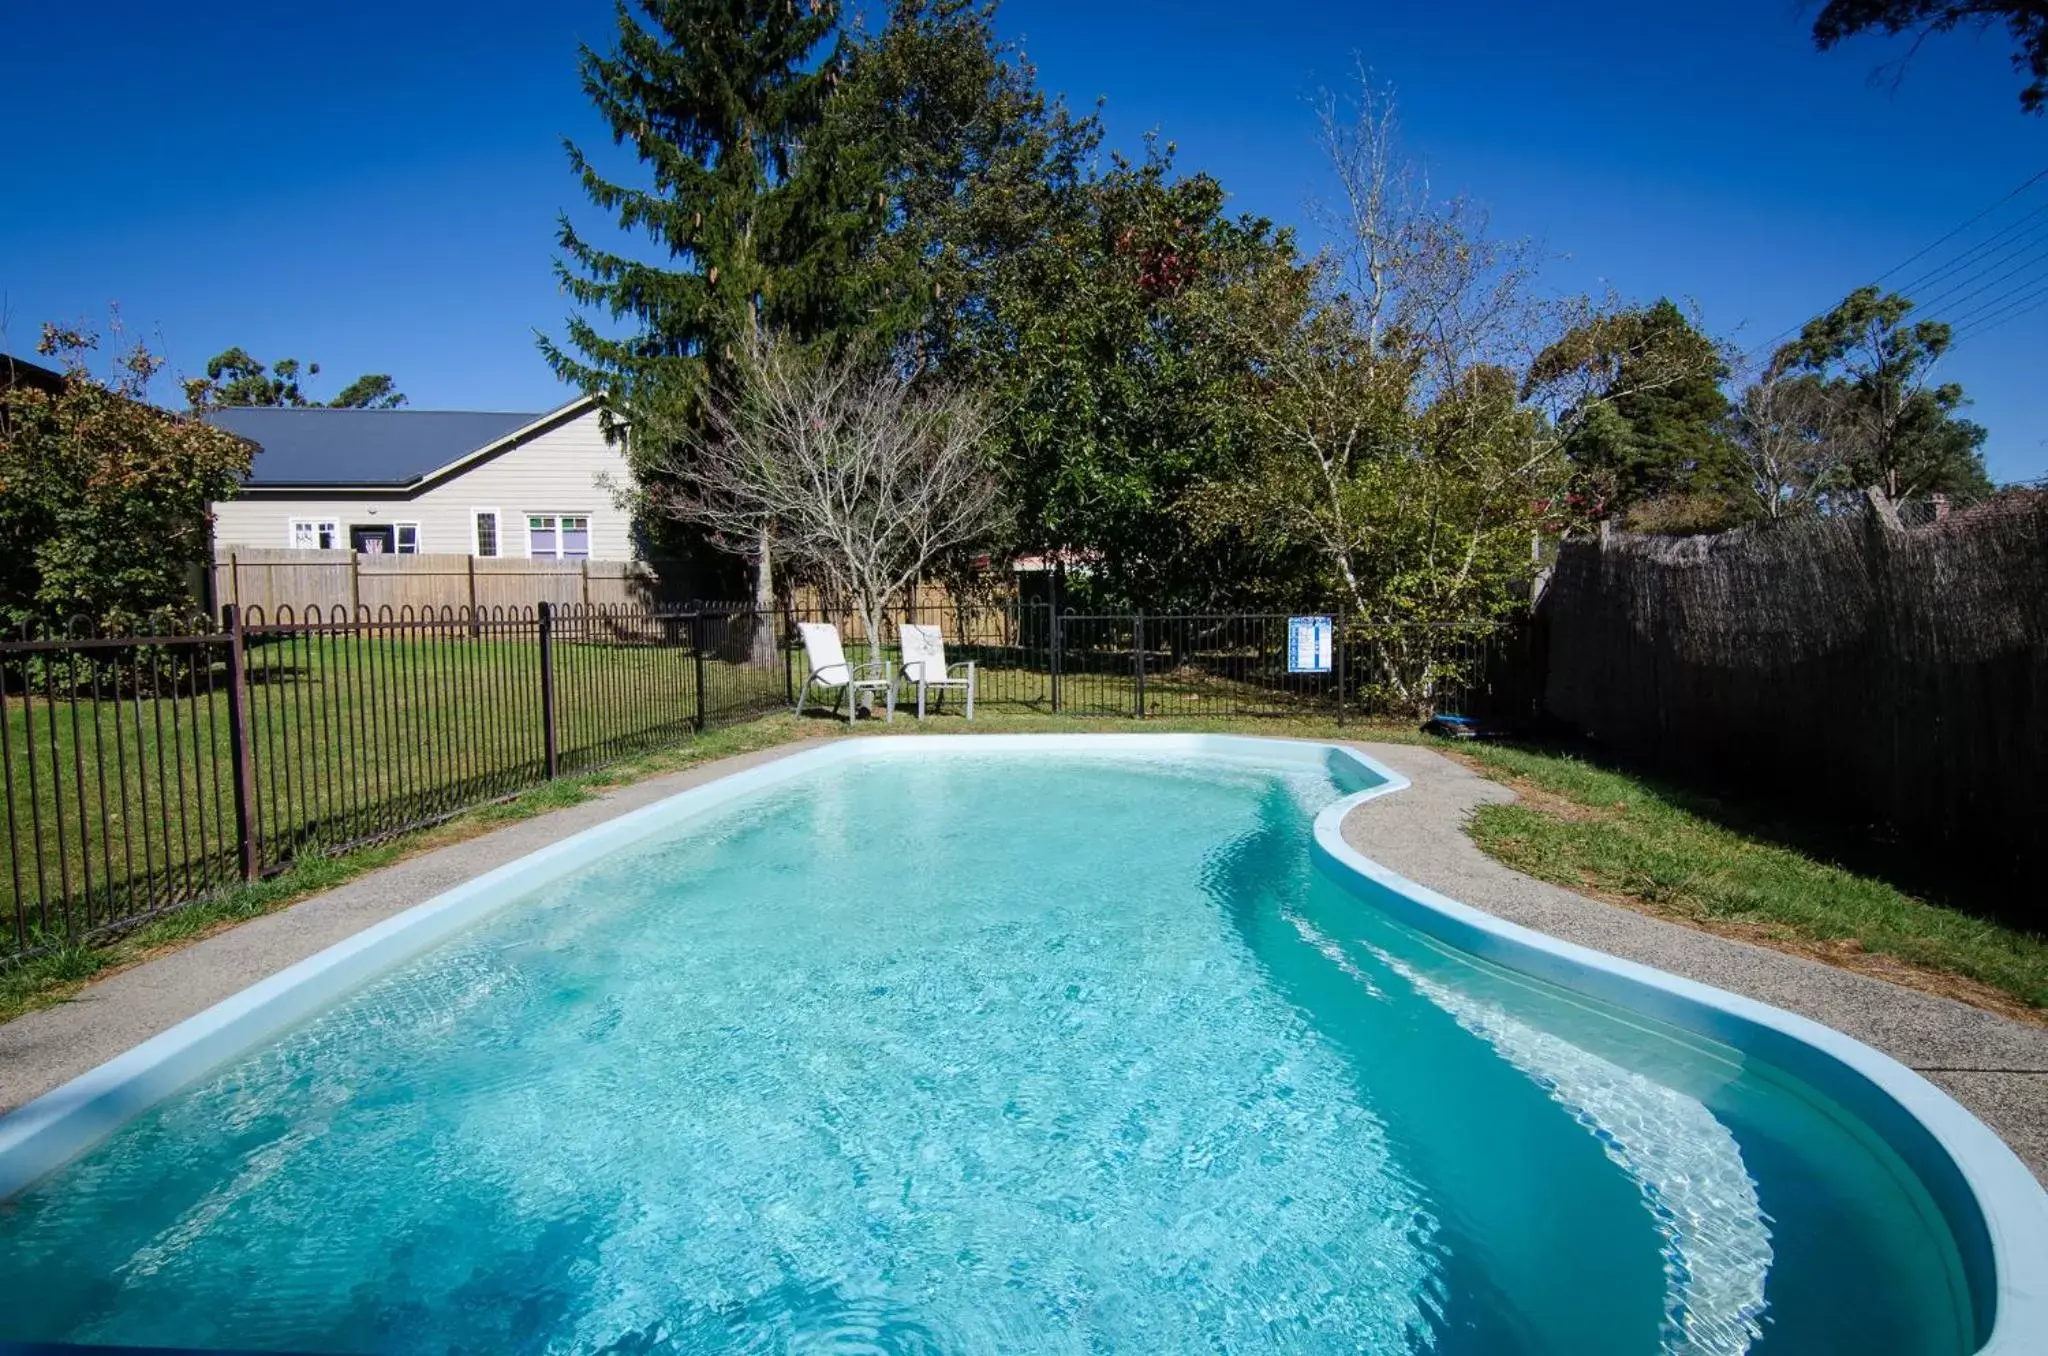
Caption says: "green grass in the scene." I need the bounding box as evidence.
[2,635,792,943]
[0,714,819,1024]
[1448,741,2048,1016]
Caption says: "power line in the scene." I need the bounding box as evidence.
[1870,167,2048,288]
[1892,199,2048,300]
[1736,167,2048,371]
[1951,276,2048,341]
[1914,237,2048,322]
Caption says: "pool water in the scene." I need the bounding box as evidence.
[0,751,1976,1354]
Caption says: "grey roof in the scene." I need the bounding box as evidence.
[2,351,66,394]
[206,407,546,488]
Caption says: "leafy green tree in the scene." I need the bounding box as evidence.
[198,347,405,408]
[1786,285,1991,500]
[2,324,249,631]
[1814,2,2048,113]
[1534,299,1742,527]
[963,143,1307,610]
[203,347,316,407]
[545,1,848,408]
[327,373,408,409]
[813,0,1100,364]
[1181,80,1728,700]
[544,0,846,618]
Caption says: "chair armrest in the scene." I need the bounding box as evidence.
[948,660,976,680]
[850,659,891,682]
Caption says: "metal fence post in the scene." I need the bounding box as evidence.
[1336,609,1348,726]
[221,604,261,881]
[1049,607,1062,714]
[692,611,709,733]
[1133,611,1146,719]
[782,608,795,706]
[537,601,559,779]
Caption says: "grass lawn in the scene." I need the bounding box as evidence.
[2,635,793,949]
[0,715,814,1025]
[4,706,2042,1029]
[1449,742,2048,1021]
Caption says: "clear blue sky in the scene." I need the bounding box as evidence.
[5,1,2044,480]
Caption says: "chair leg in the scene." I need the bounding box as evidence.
[793,676,811,717]
[885,683,895,723]
[917,681,926,721]
[966,682,974,721]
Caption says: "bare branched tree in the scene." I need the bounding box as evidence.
[1313,72,1543,397]
[1192,72,1725,709]
[646,338,1002,652]
[1730,353,1846,520]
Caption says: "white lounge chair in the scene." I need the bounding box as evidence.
[795,622,895,722]
[897,623,975,720]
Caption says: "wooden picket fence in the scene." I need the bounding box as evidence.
[212,550,674,617]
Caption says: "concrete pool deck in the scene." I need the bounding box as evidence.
[1340,742,2048,1185]
[2,734,2042,1184]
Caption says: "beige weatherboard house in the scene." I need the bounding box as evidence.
[207,396,651,614]
[209,395,627,561]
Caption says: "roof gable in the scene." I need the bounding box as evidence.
[208,405,575,488]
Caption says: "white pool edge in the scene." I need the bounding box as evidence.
[0,732,2041,1355]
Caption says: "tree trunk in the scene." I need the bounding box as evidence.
[747,527,775,667]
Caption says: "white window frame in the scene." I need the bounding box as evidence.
[395,522,421,555]
[472,508,502,558]
[288,518,339,551]
[524,511,593,561]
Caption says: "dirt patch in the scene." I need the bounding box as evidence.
[1707,925,2041,1025]
[1435,746,1615,824]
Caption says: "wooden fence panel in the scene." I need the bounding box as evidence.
[219,555,1026,632]
[1537,490,2048,912]
[358,554,484,615]
[215,549,358,619]
[213,550,668,618]
[470,558,586,613]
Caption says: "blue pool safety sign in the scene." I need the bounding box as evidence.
[1287,615,1333,674]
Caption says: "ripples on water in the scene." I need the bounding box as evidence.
[0,753,1976,1354]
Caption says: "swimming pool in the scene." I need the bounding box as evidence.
[0,736,2041,1353]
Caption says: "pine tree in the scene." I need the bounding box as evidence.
[544,0,848,613]
[1548,299,1741,525]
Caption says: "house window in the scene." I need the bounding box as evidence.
[527,513,591,560]
[474,510,499,558]
[290,519,339,550]
[396,523,419,554]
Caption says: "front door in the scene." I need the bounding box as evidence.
[350,524,396,555]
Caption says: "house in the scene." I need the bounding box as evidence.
[207,395,634,560]
[1,351,67,398]
[1,352,67,433]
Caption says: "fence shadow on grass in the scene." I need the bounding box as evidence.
[1483,729,2044,936]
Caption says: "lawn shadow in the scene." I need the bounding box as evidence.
[1476,730,2041,938]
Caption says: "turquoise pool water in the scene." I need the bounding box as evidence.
[0,751,1976,1354]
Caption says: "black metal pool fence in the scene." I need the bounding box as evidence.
[0,601,1520,962]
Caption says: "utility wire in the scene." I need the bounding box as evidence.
[1952,276,2048,340]
[1869,167,2048,288]
[1895,206,2048,306]
[1913,238,2048,322]
[1736,167,2048,371]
